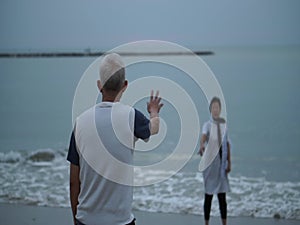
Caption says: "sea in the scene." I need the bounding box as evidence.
[0,46,299,220]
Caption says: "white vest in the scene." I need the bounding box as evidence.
[74,102,135,225]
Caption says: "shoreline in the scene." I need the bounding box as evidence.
[0,203,299,225]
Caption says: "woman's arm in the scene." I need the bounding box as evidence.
[226,141,231,173]
[198,134,207,156]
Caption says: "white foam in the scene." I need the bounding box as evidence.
[133,171,300,219]
[0,149,299,220]
[0,151,22,163]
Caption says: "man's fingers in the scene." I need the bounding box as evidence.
[150,90,154,101]
[150,90,162,102]
[159,103,164,110]
[155,90,159,99]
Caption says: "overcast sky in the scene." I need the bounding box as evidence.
[0,0,299,51]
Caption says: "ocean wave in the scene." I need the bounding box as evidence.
[0,149,57,164]
[133,172,300,220]
[0,149,299,220]
[0,151,22,163]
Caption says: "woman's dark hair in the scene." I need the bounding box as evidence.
[209,97,221,112]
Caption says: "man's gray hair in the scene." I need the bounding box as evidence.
[99,53,125,92]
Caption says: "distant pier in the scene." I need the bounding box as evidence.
[0,51,214,58]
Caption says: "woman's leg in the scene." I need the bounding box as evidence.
[217,193,227,225]
[204,193,213,225]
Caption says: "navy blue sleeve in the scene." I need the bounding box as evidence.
[134,109,150,140]
[67,131,79,166]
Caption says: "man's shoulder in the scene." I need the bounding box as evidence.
[133,108,149,121]
[76,105,95,121]
[116,102,134,112]
[133,108,144,115]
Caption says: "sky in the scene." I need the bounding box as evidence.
[0,0,300,51]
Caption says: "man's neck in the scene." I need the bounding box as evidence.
[101,90,122,102]
[102,97,115,102]
[102,95,119,102]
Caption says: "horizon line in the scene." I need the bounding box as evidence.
[0,50,214,58]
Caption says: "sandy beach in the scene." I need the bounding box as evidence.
[0,203,298,225]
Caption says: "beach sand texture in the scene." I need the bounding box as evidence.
[0,203,299,225]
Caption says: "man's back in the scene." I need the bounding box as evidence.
[75,102,135,224]
[68,102,151,225]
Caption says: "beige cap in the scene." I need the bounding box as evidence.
[99,53,125,86]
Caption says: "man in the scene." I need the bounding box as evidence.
[67,53,163,225]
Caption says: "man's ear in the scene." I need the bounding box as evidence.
[114,80,128,102]
[97,80,103,92]
[122,80,128,92]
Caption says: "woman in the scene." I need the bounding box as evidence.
[198,97,231,225]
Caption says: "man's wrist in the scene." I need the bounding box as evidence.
[150,111,159,118]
